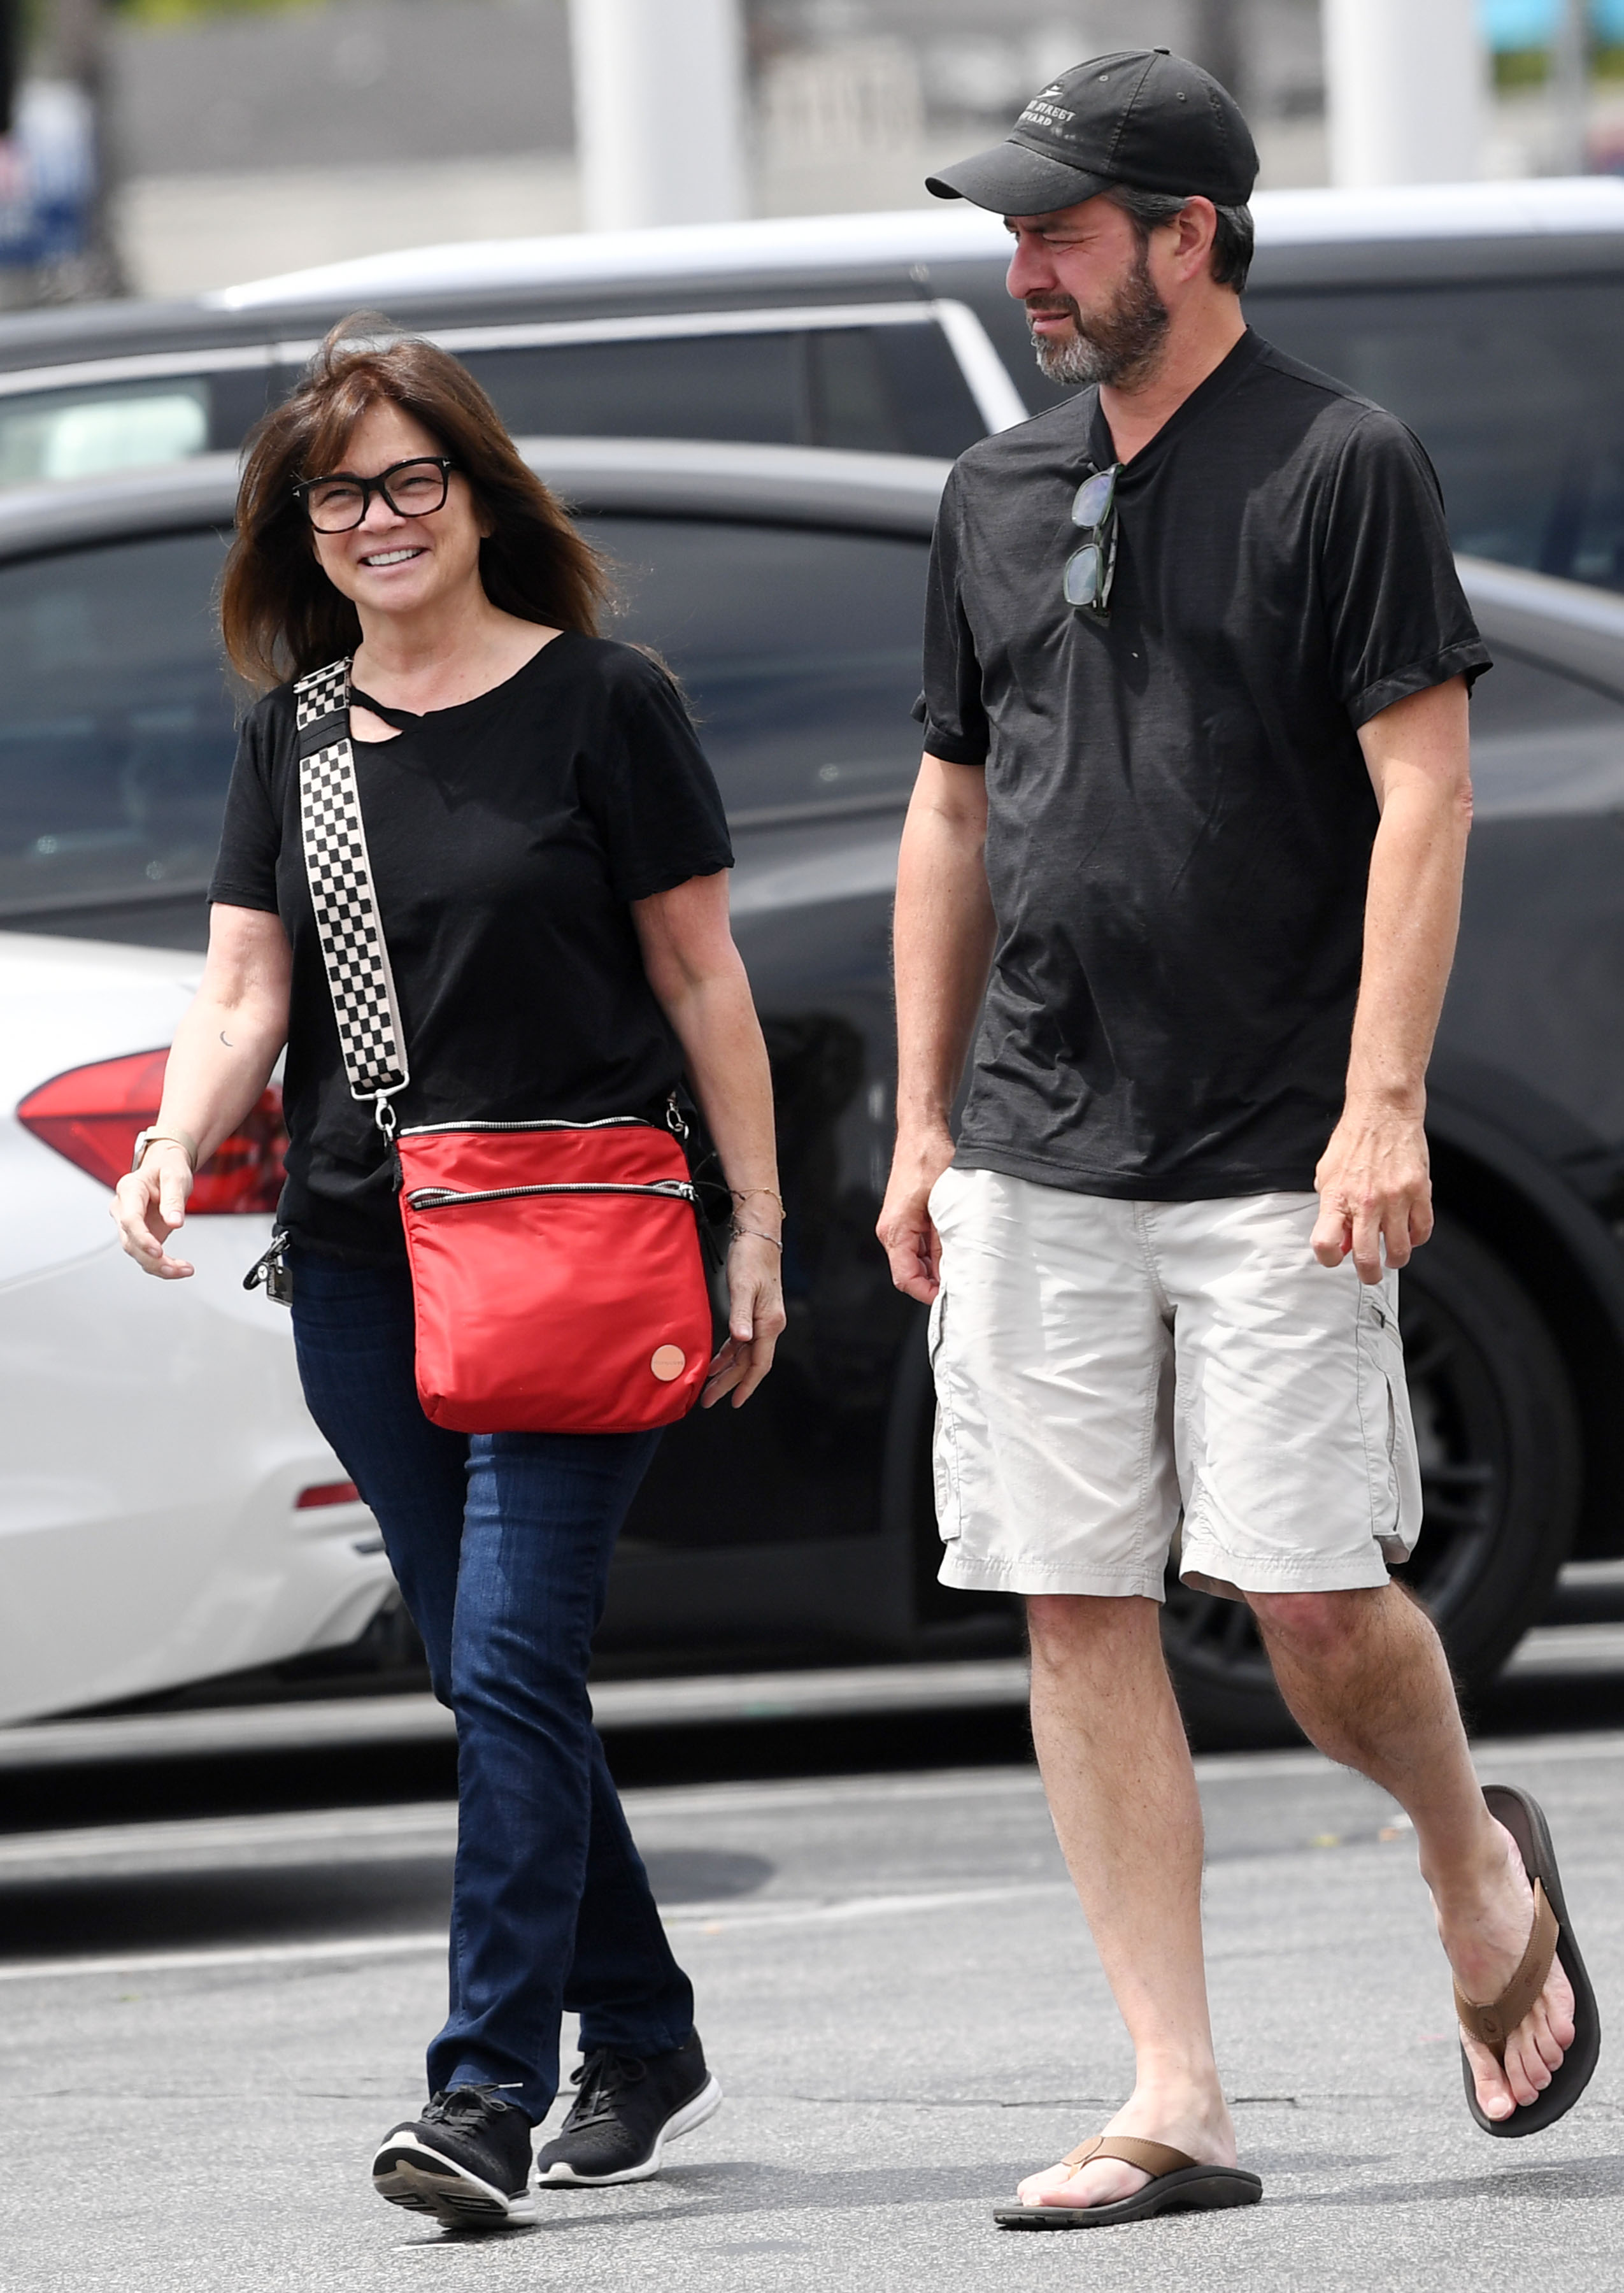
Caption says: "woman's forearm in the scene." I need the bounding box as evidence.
[155,993,288,1163]
[155,906,294,1164]
[657,963,780,1204]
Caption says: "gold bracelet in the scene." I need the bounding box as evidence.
[730,1225,783,1250]
[729,1187,786,1217]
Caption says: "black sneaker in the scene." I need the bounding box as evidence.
[536,2032,722,2186]
[371,2085,533,2227]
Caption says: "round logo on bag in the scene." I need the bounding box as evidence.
[650,1345,687,1382]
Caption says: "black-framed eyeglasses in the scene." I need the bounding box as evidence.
[294,456,457,533]
[1063,463,1122,616]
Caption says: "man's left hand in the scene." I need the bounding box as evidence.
[1311,1099,1432,1284]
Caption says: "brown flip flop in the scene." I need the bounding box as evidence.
[1455,1783,1600,2138]
[993,2135,1262,2229]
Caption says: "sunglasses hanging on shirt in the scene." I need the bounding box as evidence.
[1064,463,1122,617]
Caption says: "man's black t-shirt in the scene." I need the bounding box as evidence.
[916,328,1491,1201]
[210,632,734,1261]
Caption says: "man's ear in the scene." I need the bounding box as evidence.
[1174,196,1219,276]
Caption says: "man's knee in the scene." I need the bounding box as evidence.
[1026,1591,1160,1668]
[1246,1585,1379,1661]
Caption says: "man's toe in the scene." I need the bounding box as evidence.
[1016,2159,1152,2211]
[1530,2005,1567,2076]
[1037,2165,1151,2211]
[1506,2025,1555,2103]
[1463,2033,1515,2119]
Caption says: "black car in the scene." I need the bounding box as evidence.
[3,437,1623,1741]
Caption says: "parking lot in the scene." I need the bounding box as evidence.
[1,1601,1622,2293]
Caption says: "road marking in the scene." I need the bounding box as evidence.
[664,1881,1074,1933]
[0,1931,450,1984]
[5,1724,1621,1982]
[4,1725,1623,1887]
[0,1802,458,1875]
[0,1880,1081,1985]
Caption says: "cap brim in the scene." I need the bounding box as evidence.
[925,138,1113,217]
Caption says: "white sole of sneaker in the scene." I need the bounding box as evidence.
[536,2072,724,2187]
[372,2131,527,2229]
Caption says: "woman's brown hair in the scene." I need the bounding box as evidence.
[220,317,609,689]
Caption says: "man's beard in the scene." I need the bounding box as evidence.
[1028,248,1170,388]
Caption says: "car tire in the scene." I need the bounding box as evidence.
[1161,1213,1582,1749]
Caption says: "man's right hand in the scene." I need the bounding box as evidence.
[877,1126,957,1303]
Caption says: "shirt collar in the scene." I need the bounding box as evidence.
[1085,325,1264,476]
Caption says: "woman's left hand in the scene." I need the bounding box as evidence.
[702,1231,787,1408]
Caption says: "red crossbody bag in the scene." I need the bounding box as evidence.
[294,658,715,1434]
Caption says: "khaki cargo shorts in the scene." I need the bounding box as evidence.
[927,1167,1423,1601]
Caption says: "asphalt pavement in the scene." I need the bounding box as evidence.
[6,1725,1624,2291]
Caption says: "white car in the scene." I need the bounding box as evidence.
[1,931,392,1726]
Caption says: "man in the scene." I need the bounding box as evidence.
[878,48,1599,2229]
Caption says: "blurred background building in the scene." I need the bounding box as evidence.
[0,0,1618,304]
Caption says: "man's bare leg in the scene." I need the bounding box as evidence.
[1249,1583,1575,2119]
[1018,1592,1237,2210]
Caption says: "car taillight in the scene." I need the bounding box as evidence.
[16,1050,288,1214]
[297,1480,359,1508]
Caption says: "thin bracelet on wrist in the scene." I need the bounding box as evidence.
[132,1127,199,1175]
[730,1224,784,1250]
[729,1187,787,1217]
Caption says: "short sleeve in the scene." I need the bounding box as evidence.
[207,699,283,913]
[1320,411,1492,727]
[913,468,992,766]
[591,650,734,903]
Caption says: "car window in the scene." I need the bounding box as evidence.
[1247,279,1624,594]
[1467,648,1624,818]
[583,515,928,817]
[0,529,238,923]
[0,368,273,489]
[460,323,984,459]
[0,382,208,485]
[0,512,929,930]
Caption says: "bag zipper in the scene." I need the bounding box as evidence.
[406,1178,700,1211]
[399,1117,656,1138]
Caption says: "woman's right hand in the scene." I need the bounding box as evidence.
[112,1145,197,1279]
[702,1229,787,1409]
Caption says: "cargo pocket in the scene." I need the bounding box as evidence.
[1356,1287,1423,1557]
[927,1288,963,1542]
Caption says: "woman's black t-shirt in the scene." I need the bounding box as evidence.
[208,632,734,1263]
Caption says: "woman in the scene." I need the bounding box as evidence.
[111,324,785,2225]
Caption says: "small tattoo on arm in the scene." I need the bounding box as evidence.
[220,1030,234,1046]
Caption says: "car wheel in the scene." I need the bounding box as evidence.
[1162,1213,1582,1748]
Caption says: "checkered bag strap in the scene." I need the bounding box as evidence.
[294,658,411,1122]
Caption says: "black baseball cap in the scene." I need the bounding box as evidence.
[925,48,1258,216]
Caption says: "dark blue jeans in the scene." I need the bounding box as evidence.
[289,1248,694,2122]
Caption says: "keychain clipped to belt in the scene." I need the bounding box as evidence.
[244,1227,293,1304]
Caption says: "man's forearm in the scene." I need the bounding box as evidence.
[894,757,996,1138]
[1344,775,1471,1113]
[1313,677,1473,1278]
